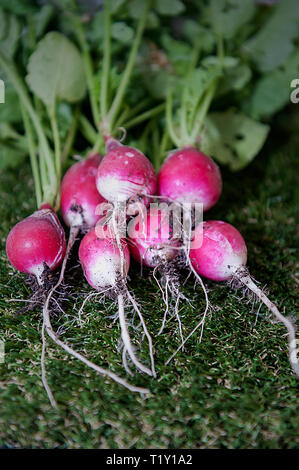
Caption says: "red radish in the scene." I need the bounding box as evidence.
[6,207,66,284]
[59,154,107,282]
[46,155,108,323]
[61,154,105,229]
[79,227,155,379]
[190,221,247,281]
[127,205,187,341]
[127,206,181,268]
[167,220,299,378]
[158,147,222,211]
[41,227,149,400]
[79,227,130,290]
[96,138,157,204]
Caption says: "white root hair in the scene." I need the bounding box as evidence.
[238,270,299,379]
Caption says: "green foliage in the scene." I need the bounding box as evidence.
[243,0,299,72]
[202,110,270,171]
[0,0,37,15]
[0,10,20,59]
[155,0,185,16]
[0,84,22,124]
[0,145,27,170]
[245,50,299,119]
[111,22,134,44]
[26,32,87,108]
[203,0,256,40]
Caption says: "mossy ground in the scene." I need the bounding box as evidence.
[0,111,298,449]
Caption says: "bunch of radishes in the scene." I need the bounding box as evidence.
[4,0,299,407]
[6,133,298,406]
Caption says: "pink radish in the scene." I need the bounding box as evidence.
[79,226,155,381]
[96,138,157,204]
[158,147,222,211]
[79,227,130,290]
[54,154,107,292]
[41,156,146,404]
[41,227,149,402]
[127,206,181,268]
[61,154,105,229]
[127,205,187,340]
[169,220,299,378]
[157,148,222,343]
[189,221,247,281]
[6,207,66,285]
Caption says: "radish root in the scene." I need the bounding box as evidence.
[238,270,299,378]
[41,285,149,406]
[117,293,153,377]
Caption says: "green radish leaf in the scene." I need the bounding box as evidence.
[0,12,20,59]
[245,50,299,119]
[26,32,87,107]
[129,0,150,20]
[88,11,105,44]
[155,0,185,16]
[219,63,252,95]
[32,5,55,39]
[203,0,256,40]
[201,110,270,171]
[56,102,73,141]
[244,0,299,72]
[182,20,215,52]
[0,10,7,41]
[0,145,27,170]
[110,0,127,13]
[161,34,192,75]
[0,0,37,15]
[111,22,134,44]
[0,83,22,123]
[144,69,173,100]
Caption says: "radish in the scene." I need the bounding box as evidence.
[61,154,105,229]
[127,205,181,269]
[6,207,66,285]
[127,205,187,341]
[157,149,216,344]
[96,137,157,205]
[40,226,149,404]
[40,156,147,401]
[158,147,222,211]
[79,227,130,290]
[79,226,156,381]
[168,220,299,378]
[54,154,107,292]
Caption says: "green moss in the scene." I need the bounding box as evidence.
[0,118,298,449]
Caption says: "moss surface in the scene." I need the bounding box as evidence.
[0,113,298,449]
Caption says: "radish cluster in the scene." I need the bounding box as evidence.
[6,139,298,407]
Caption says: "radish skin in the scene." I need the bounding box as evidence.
[158,147,222,211]
[186,220,299,378]
[79,227,155,378]
[127,206,181,268]
[96,138,157,204]
[6,208,66,284]
[61,154,105,229]
[79,227,130,290]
